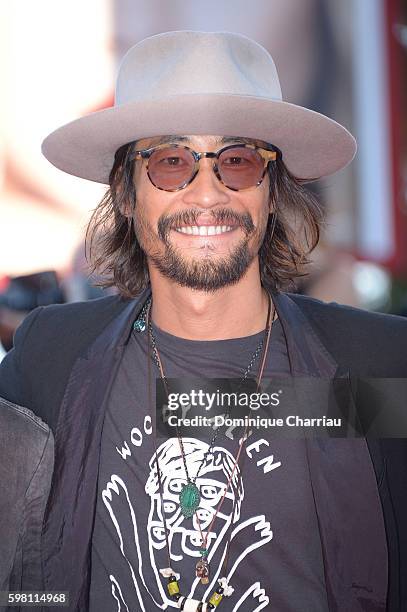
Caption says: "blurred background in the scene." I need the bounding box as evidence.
[0,0,406,358]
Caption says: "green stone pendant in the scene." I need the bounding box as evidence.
[179,482,200,518]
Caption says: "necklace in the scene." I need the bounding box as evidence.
[144,293,275,609]
[146,298,270,521]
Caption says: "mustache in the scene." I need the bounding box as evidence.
[157,209,255,241]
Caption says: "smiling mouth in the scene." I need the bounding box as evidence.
[174,225,235,236]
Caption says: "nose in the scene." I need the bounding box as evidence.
[181,157,230,209]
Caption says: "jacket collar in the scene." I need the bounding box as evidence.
[42,285,388,611]
[82,286,347,377]
[271,290,341,377]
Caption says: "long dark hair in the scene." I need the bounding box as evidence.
[85,141,324,298]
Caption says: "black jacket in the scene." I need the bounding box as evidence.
[0,287,406,611]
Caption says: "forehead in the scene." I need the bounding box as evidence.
[135,134,270,149]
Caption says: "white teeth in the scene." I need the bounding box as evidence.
[175,225,234,235]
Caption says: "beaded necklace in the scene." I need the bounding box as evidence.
[144,293,275,610]
[146,299,269,521]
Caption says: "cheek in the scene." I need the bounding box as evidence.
[250,193,271,228]
[133,175,177,237]
[134,170,159,223]
[248,174,271,216]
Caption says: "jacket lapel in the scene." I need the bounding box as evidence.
[271,290,341,377]
[271,291,388,612]
[41,287,151,611]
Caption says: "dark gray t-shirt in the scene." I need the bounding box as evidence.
[89,316,329,611]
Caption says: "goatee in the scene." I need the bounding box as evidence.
[149,239,255,292]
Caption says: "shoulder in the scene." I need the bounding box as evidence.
[15,292,134,373]
[0,396,53,493]
[0,395,51,454]
[31,293,130,330]
[7,293,132,362]
[289,292,407,331]
[0,293,135,423]
[287,292,407,375]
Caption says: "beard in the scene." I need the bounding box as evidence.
[149,239,254,291]
[134,207,268,292]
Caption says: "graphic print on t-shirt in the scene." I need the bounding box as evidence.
[100,418,278,611]
[89,323,329,612]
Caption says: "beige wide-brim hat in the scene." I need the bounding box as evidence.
[41,30,357,184]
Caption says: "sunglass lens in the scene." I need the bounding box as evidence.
[218,147,265,190]
[148,146,195,191]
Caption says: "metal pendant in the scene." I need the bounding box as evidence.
[133,298,151,332]
[133,318,146,332]
[195,556,210,585]
[179,482,200,518]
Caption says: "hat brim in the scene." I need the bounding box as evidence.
[41,93,357,184]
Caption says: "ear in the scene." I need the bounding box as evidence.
[114,172,135,218]
[118,197,134,218]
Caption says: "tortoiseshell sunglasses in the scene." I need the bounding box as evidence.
[129,142,279,192]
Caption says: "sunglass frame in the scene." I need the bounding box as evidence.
[130,142,279,192]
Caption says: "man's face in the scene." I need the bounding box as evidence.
[130,134,272,291]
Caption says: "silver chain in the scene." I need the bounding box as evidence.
[135,297,268,483]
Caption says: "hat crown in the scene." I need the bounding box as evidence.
[115,30,282,105]
[42,30,357,184]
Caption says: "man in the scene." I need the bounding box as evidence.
[0,30,406,612]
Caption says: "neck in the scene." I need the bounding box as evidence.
[148,261,272,340]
